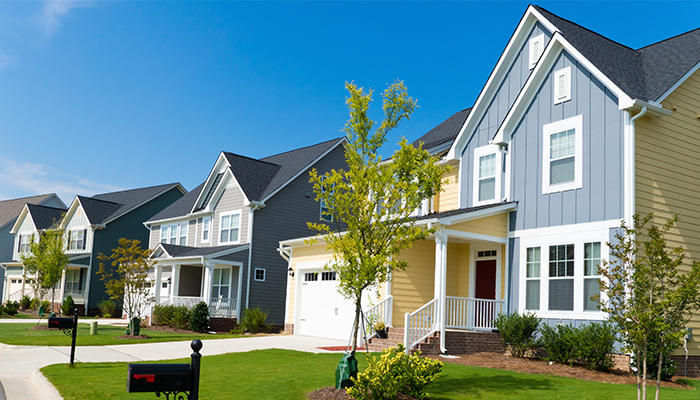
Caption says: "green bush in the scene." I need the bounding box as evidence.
[230,326,245,335]
[493,312,540,358]
[5,301,20,316]
[240,307,269,334]
[29,297,37,310]
[577,322,616,371]
[189,302,210,333]
[21,295,31,310]
[41,300,51,313]
[0,303,5,315]
[61,296,75,316]
[347,344,442,400]
[152,304,175,326]
[98,300,117,317]
[171,305,191,330]
[632,333,679,381]
[540,323,580,366]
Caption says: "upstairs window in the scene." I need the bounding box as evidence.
[554,67,572,104]
[529,34,545,69]
[68,229,87,251]
[473,145,501,206]
[542,115,583,194]
[201,217,211,243]
[18,234,33,253]
[219,211,241,244]
[161,222,188,246]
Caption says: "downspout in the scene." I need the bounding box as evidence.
[627,106,646,225]
[245,201,264,310]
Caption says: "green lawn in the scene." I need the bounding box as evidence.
[0,323,245,346]
[42,349,699,400]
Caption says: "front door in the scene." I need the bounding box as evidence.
[474,259,497,328]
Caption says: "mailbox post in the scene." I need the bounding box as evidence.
[47,307,79,367]
[126,340,203,400]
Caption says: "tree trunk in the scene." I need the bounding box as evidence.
[655,340,664,400]
[636,349,641,400]
[642,345,648,400]
[350,296,362,357]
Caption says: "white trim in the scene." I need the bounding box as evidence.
[254,268,266,282]
[656,60,700,102]
[503,144,511,202]
[469,244,502,301]
[211,265,234,299]
[542,114,583,194]
[509,219,620,239]
[529,33,545,69]
[218,210,242,245]
[201,216,211,243]
[553,66,571,104]
[443,229,508,244]
[472,145,502,207]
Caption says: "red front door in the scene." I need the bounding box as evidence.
[474,259,497,328]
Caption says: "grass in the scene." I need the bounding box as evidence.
[42,349,700,400]
[0,323,245,346]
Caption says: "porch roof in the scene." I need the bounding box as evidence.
[414,201,517,223]
[155,243,249,259]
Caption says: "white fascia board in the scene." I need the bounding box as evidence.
[9,205,32,235]
[443,229,508,244]
[103,183,187,225]
[206,244,250,259]
[260,137,347,203]
[429,202,517,226]
[59,197,83,229]
[625,99,672,118]
[493,33,634,144]
[190,152,235,213]
[447,7,558,160]
[655,60,700,103]
[144,210,213,228]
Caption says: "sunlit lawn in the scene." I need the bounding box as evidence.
[42,349,700,400]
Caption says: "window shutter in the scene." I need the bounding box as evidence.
[82,229,87,250]
[17,235,22,252]
[67,231,72,249]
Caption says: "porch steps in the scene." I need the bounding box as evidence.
[367,328,505,355]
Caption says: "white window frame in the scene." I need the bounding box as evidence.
[201,217,211,243]
[160,222,188,246]
[219,210,242,244]
[529,34,545,69]
[472,144,502,206]
[254,268,266,282]
[211,266,232,300]
[554,66,572,104]
[18,234,32,253]
[67,229,87,251]
[524,246,541,311]
[542,114,583,195]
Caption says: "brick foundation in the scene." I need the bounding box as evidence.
[210,317,238,332]
[612,354,631,372]
[367,328,505,355]
[285,324,294,334]
[670,355,700,378]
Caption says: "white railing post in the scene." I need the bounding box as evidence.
[404,312,410,354]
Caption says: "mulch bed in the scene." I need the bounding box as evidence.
[146,325,199,334]
[426,352,692,389]
[307,387,416,400]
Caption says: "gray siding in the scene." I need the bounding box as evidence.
[250,144,348,325]
[211,185,249,246]
[149,225,160,249]
[461,23,552,208]
[187,219,197,247]
[508,51,625,230]
[507,237,520,313]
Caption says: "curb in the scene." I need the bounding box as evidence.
[29,371,62,400]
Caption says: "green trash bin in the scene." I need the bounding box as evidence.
[335,353,358,389]
[90,321,98,335]
[126,317,140,336]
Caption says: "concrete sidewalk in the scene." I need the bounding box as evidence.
[0,335,346,400]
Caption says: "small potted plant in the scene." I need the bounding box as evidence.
[374,321,388,339]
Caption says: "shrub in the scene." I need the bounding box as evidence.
[152,304,175,326]
[62,296,75,316]
[632,333,679,381]
[41,300,51,314]
[539,323,579,366]
[21,295,31,310]
[347,344,442,400]
[577,322,616,371]
[103,313,112,318]
[5,301,20,316]
[493,312,540,358]
[98,300,117,317]
[171,305,191,330]
[230,326,245,335]
[0,303,4,315]
[240,307,269,334]
[190,302,210,333]
[29,297,37,310]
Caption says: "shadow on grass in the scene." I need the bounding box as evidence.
[429,372,554,399]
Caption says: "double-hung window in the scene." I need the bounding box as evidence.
[201,217,211,243]
[211,268,231,299]
[548,244,575,311]
[68,229,87,251]
[473,145,501,206]
[18,234,32,253]
[525,247,541,311]
[542,115,583,194]
[160,222,188,246]
[219,211,241,244]
[583,242,601,311]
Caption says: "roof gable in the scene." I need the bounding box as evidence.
[26,204,65,230]
[0,194,62,230]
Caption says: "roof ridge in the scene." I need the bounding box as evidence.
[91,182,179,198]
[260,136,344,161]
[0,193,53,204]
[637,25,700,51]
[222,151,280,167]
[534,5,637,52]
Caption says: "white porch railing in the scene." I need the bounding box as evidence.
[445,297,504,331]
[63,289,86,304]
[158,296,171,305]
[364,296,393,339]
[209,297,237,318]
[404,298,438,354]
[167,296,204,307]
[7,289,23,302]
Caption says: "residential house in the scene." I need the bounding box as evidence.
[4,184,186,314]
[0,194,66,303]
[144,137,346,331]
[279,5,700,376]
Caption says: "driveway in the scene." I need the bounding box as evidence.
[0,333,346,400]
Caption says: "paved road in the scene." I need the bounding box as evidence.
[0,320,346,400]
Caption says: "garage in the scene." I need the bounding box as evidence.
[296,269,356,341]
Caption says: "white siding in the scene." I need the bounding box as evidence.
[12,215,36,261]
[64,206,92,254]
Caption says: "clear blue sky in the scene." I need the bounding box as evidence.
[1,1,699,202]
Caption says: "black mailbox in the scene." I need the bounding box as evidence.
[48,317,74,330]
[127,363,192,393]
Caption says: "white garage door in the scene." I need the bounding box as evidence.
[298,270,356,341]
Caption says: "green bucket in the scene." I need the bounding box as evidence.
[335,353,358,389]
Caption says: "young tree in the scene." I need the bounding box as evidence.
[307,81,451,356]
[21,229,69,314]
[97,238,156,334]
[599,214,700,400]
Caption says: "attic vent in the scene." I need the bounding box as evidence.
[554,67,572,104]
[194,172,224,212]
[529,34,544,69]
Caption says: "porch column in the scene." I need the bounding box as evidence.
[58,269,67,308]
[21,266,26,299]
[433,228,448,354]
[202,261,213,305]
[171,265,180,302]
[154,264,162,304]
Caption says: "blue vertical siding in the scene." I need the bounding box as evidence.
[508,237,520,313]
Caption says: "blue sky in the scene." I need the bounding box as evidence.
[1,1,699,202]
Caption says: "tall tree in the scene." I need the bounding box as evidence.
[307,81,450,356]
[97,238,155,334]
[21,229,69,314]
[599,214,700,400]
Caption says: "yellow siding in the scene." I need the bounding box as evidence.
[450,213,509,238]
[636,68,700,356]
[392,240,436,326]
[435,165,459,212]
[458,243,471,298]
[445,243,461,297]
[286,244,333,325]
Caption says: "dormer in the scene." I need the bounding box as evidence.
[191,152,247,214]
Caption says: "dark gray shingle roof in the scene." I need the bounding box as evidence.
[80,183,183,225]
[223,153,281,202]
[159,243,248,258]
[148,182,205,223]
[0,194,57,229]
[412,108,472,151]
[26,204,65,230]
